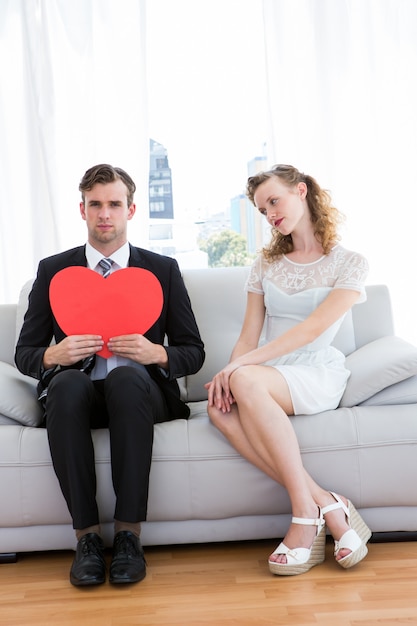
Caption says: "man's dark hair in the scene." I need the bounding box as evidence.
[79,164,136,206]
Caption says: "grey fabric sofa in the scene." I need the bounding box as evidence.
[1,266,417,561]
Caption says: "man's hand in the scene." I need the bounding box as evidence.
[43,335,104,369]
[107,334,168,369]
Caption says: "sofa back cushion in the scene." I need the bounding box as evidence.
[15,273,395,405]
[182,267,249,402]
[181,269,394,402]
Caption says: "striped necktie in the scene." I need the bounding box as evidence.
[98,257,114,278]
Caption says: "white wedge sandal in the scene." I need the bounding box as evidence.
[321,491,372,569]
[268,513,326,576]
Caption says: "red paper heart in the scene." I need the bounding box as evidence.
[49,266,163,358]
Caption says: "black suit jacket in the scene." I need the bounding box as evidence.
[15,244,205,419]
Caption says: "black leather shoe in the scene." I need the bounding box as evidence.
[109,531,146,584]
[70,533,106,587]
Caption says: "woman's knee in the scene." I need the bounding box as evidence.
[229,365,260,399]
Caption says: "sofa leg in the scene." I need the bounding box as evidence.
[0,553,17,563]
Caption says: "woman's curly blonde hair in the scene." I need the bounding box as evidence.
[246,164,344,261]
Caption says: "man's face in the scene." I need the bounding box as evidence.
[80,180,136,253]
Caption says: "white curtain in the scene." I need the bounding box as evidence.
[0,0,148,303]
[262,0,417,344]
[1,0,417,345]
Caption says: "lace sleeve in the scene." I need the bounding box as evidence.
[245,255,264,294]
[333,249,369,302]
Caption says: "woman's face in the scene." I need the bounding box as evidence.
[253,177,308,235]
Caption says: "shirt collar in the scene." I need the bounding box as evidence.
[86,241,130,271]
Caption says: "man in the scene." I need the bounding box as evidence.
[15,164,205,587]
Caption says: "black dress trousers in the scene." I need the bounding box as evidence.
[45,365,169,529]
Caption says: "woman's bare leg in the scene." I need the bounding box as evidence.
[208,365,353,561]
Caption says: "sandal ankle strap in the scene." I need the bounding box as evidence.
[321,492,349,518]
[292,516,323,527]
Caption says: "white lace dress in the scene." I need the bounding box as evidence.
[245,245,369,415]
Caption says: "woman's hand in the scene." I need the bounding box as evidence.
[205,362,241,413]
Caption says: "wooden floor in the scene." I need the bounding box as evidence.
[1,538,417,626]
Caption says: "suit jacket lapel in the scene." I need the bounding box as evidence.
[128,244,147,269]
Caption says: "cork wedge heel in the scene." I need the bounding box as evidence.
[321,491,372,569]
[268,513,326,576]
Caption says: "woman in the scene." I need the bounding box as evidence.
[206,164,371,576]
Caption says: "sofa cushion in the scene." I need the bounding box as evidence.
[359,375,417,406]
[0,362,43,426]
[340,336,417,407]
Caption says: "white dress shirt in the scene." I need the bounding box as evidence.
[85,241,137,380]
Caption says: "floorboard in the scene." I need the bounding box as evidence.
[1,539,417,625]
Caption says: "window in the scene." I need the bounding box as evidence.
[146,0,268,267]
